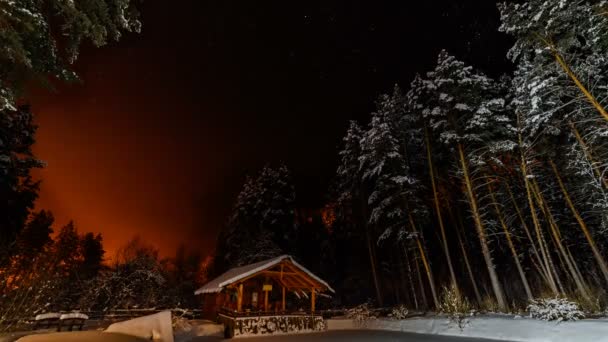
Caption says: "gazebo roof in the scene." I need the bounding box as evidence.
[194,255,334,294]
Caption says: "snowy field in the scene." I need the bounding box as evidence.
[326,316,608,342]
[5,313,608,342]
[187,330,508,341]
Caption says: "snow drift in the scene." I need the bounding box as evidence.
[105,310,173,342]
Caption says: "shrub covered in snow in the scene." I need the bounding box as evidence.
[389,305,409,319]
[439,285,471,329]
[527,298,585,322]
[439,285,471,316]
[346,303,377,323]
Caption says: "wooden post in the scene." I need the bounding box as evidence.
[311,288,316,313]
[264,289,269,312]
[237,283,243,312]
[282,286,286,312]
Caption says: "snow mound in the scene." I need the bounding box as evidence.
[60,313,88,320]
[527,298,585,322]
[105,310,173,342]
[34,313,61,320]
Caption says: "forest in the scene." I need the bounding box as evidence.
[214,0,608,314]
[2,0,608,332]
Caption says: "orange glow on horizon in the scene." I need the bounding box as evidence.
[28,92,216,261]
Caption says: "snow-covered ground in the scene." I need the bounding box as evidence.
[174,320,223,342]
[327,315,608,342]
[188,330,510,341]
[15,331,148,342]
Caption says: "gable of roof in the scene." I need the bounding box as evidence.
[194,255,334,294]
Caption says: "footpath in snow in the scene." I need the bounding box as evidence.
[327,315,608,342]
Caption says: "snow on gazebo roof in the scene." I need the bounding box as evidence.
[194,255,334,294]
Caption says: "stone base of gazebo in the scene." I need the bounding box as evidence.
[218,313,326,338]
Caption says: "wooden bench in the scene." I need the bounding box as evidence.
[33,312,89,331]
[34,313,61,330]
[58,313,89,331]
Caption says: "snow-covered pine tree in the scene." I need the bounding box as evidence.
[255,164,297,252]
[418,50,508,310]
[359,89,411,308]
[213,165,295,272]
[0,0,142,266]
[0,0,142,110]
[334,120,384,307]
[500,0,608,289]
[0,105,43,262]
[359,85,439,309]
[498,0,608,124]
[335,121,365,213]
[458,74,537,301]
[359,87,415,244]
[408,73,462,296]
[401,83,440,308]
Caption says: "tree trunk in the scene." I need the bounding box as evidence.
[526,179,566,295]
[397,244,410,306]
[408,212,440,309]
[531,179,590,300]
[544,39,608,122]
[568,245,590,294]
[446,200,483,304]
[425,127,459,294]
[505,183,550,283]
[390,252,402,305]
[403,246,418,309]
[457,143,506,310]
[517,113,560,295]
[414,251,429,310]
[360,193,383,307]
[487,180,534,301]
[569,122,608,189]
[549,159,608,286]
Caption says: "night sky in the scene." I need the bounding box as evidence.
[29,1,513,258]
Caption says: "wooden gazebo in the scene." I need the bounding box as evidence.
[195,255,334,318]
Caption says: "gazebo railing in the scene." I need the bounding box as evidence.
[218,307,321,318]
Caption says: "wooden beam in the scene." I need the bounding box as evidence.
[271,274,299,287]
[262,271,298,277]
[231,264,285,285]
[283,262,322,288]
[282,286,286,311]
[265,274,291,290]
[277,275,322,290]
[287,273,319,289]
[283,275,308,288]
[237,283,243,312]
